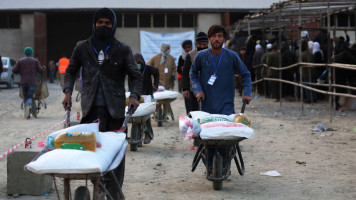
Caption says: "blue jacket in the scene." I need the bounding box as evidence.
[190,48,251,115]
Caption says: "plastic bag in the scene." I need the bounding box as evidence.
[45,123,100,151]
[179,115,201,140]
[234,113,251,127]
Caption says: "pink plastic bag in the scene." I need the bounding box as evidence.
[179,115,201,140]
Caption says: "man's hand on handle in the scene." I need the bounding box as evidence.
[62,93,72,110]
[128,96,139,113]
[196,91,205,102]
[183,90,190,99]
[242,96,252,104]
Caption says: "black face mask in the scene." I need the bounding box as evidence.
[95,26,112,40]
[197,46,208,51]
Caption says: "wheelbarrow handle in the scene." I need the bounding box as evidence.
[241,100,247,114]
[65,107,71,128]
[121,104,134,131]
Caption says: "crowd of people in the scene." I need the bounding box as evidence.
[226,29,356,109]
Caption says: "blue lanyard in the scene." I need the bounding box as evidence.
[142,65,147,76]
[93,45,111,55]
[210,49,224,75]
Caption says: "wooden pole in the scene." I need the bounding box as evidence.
[279,2,283,108]
[299,0,304,114]
[327,0,333,122]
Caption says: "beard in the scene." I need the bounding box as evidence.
[211,41,223,49]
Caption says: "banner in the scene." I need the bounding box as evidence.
[140,30,195,65]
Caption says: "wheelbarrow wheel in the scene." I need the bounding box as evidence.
[157,107,163,127]
[130,143,138,151]
[212,153,223,190]
[31,100,37,118]
[130,123,140,151]
[74,186,90,200]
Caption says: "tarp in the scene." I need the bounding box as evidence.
[140,30,195,65]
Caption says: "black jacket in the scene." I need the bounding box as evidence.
[182,54,192,91]
[65,37,142,119]
[177,56,184,74]
[129,52,159,96]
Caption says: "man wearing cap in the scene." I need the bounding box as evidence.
[182,32,209,115]
[62,8,142,198]
[13,47,45,119]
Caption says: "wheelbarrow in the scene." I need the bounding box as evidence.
[125,102,156,151]
[25,107,134,200]
[191,100,249,190]
[127,114,153,151]
[154,98,176,127]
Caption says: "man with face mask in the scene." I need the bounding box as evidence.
[182,32,209,115]
[62,8,142,199]
[129,52,159,144]
[147,42,177,90]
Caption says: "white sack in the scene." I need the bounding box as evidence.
[200,126,254,140]
[153,90,179,100]
[126,102,156,117]
[26,132,126,174]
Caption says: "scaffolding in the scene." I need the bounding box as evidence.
[230,0,356,122]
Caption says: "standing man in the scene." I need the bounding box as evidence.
[190,25,252,168]
[190,25,252,115]
[57,54,69,90]
[147,42,176,90]
[62,8,142,199]
[177,40,193,93]
[182,32,209,115]
[13,47,45,119]
[266,44,280,101]
[47,60,56,83]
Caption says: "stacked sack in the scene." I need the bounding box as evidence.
[179,111,254,140]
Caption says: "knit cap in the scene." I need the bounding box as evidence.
[196,32,208,44]
[24,47,33,56]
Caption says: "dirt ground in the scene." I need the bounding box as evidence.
[0,82,356,200]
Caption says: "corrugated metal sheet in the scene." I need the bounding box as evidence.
[0,0,280,11]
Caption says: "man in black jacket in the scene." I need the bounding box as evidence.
[62,8,142,198]
[130,52,159,144]
[182,32,209,115]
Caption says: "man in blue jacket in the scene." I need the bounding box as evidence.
[189,25,252,169]
[190,25,252,114]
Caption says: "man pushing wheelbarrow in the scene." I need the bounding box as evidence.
[62,7,142,199]
[189,25,252,189]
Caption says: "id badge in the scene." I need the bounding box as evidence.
[207,74,217,85]
[164,68,168,73]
